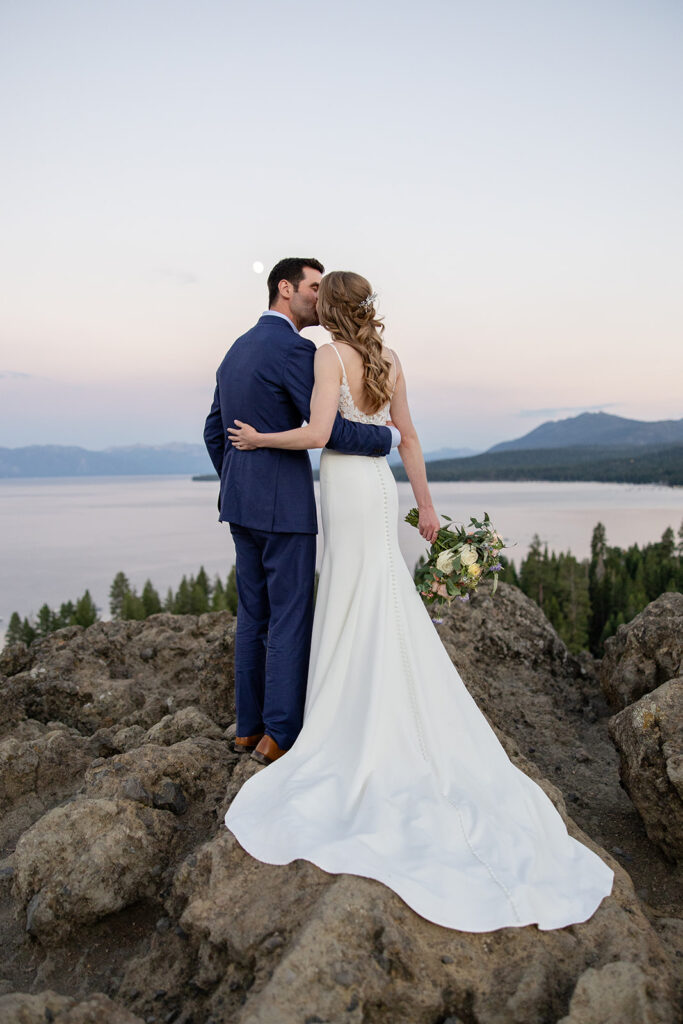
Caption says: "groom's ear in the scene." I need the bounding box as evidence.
[278,279,294,300]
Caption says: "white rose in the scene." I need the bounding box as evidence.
[459,547,478,566]
[436,550,456,574]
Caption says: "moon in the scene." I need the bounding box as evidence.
[252,261,264,274]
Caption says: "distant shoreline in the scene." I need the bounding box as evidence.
[192,443,683,488]
[3,441,682,488]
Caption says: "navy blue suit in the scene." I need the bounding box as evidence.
[204,314,392,748]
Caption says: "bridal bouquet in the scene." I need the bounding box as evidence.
[405,509,506,605]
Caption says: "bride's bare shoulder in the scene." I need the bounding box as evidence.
[327,340,363,367]
[384,346,403,377]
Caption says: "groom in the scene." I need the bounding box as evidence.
[203,258,399,765]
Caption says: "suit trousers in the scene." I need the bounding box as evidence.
[229,523,316,750]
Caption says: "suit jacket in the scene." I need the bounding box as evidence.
[203,314,392,534]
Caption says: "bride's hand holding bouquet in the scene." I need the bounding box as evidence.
[405,510,506,605]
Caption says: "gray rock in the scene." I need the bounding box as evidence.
[152,780,187,815]
[557,961,664,1023]
[84,736,233,815]
[144,706,224,746]
[608,677,683,862]
[601,593,683,710]
[122,776,154,806]
[12,796,177,942]
[1,612,236,735]
[0,726,95,851]
[112,725,148,751]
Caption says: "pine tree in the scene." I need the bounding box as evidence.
[554,553,590,653]
[225,566,238,614]
[190,581,209,615]
[588,523,610,654]
[57,601,75,627]
[36,603,57,637]
[519,534,547,608]
[173,577,193,614]
[110,572,131,619]
[5,612,24,645]
[211,577,228,611]
[141,580,161,617]
[195,566,211,601]
[121,591,146,620]
[73,590,98,627]
[20,617,37,645]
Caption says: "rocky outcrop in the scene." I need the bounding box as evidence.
[599,592,683,864]
[600,592,683,710]
[0,612,236,741]
[118,817,672,1024]
[13,797,177,943]
[0,589,680,1023]
[608,677,683,863]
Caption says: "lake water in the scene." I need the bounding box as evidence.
[1,475,681,641]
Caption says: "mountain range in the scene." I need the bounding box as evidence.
[0,443,215,479]
[0,412,681,479]
[0,443,478,479]
[488,412,683,453]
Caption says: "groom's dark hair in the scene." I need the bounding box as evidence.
[267,257,325,307]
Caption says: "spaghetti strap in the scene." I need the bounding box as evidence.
[328,343,347,379]
[387,347,397,396]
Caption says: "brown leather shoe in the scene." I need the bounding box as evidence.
[231,732,264,754]
[251,734,288,765]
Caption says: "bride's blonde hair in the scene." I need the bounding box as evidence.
[317,271,393,413]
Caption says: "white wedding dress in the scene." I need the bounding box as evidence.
[224,346,614,931]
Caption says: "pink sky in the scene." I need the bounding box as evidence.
[1,0,681,452]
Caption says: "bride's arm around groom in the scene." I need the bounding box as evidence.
[230,343,440,545]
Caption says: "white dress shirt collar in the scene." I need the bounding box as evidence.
[262,310,300,334]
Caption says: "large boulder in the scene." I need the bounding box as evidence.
[608,677,683,862]
[11,796,177,942]
[601,593,683,710]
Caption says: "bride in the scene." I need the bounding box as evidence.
[224,270,614,932]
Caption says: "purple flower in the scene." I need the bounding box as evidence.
[490,563,503,572]
[431,617,444,624]
[456,594,470,603]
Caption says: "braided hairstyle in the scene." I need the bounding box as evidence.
[317,271,393,413]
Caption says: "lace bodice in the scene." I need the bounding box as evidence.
[328,343,395,425]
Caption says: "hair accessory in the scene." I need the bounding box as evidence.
[357,292,377,312]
